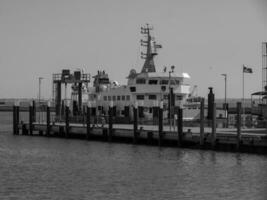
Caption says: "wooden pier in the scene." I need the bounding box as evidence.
[12,102,267,154]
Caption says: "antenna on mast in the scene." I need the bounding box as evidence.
[140,24,162,73]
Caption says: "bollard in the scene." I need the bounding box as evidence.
[211,103,217,148]
[158,101,163,146]
[133,102,138,143]
[29,105,33,135]
[108,105,113,142]
[200,98,205,146]
[86,104,91,140]
[65,105,70,138]
[46,102,51,136]
[177,107,183,147]
[236,102,242,150]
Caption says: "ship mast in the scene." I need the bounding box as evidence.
[140,24,162,73]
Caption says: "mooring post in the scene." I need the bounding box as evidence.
[108,101,113,142]
[46,101,51,136]
[177,107,183,147]
[236,102,242,150]
[13,104,17,135]
[29,102,33,135]
[65,104,70,138]
[32,100,36,122]
[133,101,138,143]
[158,101,163,146]
[200,98,205,146]
[16,102,20,135]
[207,87,214,122]
[226,103,229,128]
[86,102,91,140]
[211,103,217,148]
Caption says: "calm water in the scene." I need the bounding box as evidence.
[0,112,267,200]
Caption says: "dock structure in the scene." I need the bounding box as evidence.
[13,102,267,154]
[52,69,90,116]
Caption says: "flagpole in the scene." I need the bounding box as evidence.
[242,65,253,127]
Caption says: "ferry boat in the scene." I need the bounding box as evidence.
[80,24,191,121]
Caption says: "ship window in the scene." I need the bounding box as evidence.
[136,78,146,84]
[160,80,168,85]
[126,95,130,100]
[136,95,144,100]
[148,79,158,84]
[117,96,121,101]
[112,96,116,101]
[130,87,136,92]
[108,96,111,101]
[122,95,125,100]
[148,95,157,100]
[175,80,180,85]
[104,96,107,101]
[176,95,183,100]
[170,80,176,85]
[99,78,110,84]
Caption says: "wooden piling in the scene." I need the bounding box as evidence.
[200,98,205,146]
[16,105,19,135]
[211,103,216,148]
[13,105,17,135]
[133,102,138,143]
[108,106,113,142]
[236,102,242,150]
[46,102,51,136]
[32,100,36,122]
[65,105,70,138]
[177,107,183,147]
[158,102,163,146]
[29,105,33,135]
[86,104,91,140]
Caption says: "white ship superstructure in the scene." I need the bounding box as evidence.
[83,24,191,120]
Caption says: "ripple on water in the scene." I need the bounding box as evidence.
[0,112,267,200]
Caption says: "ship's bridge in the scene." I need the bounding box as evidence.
[127,72,190,94]
[125,71,191,108]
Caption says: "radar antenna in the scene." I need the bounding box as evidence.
[140,24,162,73]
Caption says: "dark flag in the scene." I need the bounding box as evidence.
[243,65,253,73]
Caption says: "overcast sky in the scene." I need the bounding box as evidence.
[0,0,267,99]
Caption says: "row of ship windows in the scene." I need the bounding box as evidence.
[103,94,183,101]
[136,79,180,85]
[138,95,183,100]
[104,95,131,101]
